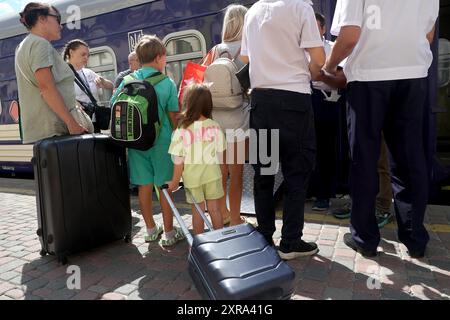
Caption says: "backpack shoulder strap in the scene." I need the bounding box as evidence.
[214,44,241,61]
[144,72,167,86]
[123,73,137,84]
[217,50,233,60]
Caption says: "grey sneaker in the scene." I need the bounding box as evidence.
[332,202,351,219]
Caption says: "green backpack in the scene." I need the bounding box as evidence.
[110,72,167,150]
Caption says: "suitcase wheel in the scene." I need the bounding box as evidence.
[39,249,47,257]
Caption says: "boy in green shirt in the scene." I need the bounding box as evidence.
[112,35,184,246]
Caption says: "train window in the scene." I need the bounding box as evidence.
[86,46,118,105]
[166,36,202,56]
[163,30,207,88]
[439,39,450,88]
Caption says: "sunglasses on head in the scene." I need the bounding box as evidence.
[47,13,61,25]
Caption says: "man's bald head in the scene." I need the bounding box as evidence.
[128,51,141,72]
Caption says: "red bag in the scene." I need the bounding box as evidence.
[178,47,217,109]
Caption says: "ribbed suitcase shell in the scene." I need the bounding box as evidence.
[188,223,295,300]
[33,134,132,264]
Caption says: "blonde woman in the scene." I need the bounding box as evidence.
[211,4,249,226]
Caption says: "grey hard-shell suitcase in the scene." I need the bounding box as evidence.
[161,185,295,300]
[33,134,132,264]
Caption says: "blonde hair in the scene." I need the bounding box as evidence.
[222,4,248,43]
[135,35,166,64]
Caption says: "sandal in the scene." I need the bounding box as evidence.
[159,227,186,247]
[144,225,163,243]
[223,214,231,226]
[230,216,256,227]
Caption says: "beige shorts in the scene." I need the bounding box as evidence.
[186,179,224,204]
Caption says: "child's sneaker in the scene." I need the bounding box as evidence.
[159,227,186,247]
[144,225,163,243]
[332,202,351,219]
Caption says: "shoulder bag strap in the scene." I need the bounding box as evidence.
[68,64,99,107]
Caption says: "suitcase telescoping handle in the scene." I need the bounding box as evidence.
[160,184,193,246]
[160,183,214,246]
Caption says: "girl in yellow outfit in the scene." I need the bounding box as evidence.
[168,83,226,235]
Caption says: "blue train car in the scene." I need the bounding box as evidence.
[0,0,448,204]
[0,0,258,174]
[0,0,333,175]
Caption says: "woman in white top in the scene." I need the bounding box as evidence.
[63,39,113,131]
[212,5,249,226]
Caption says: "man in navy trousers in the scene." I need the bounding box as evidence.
[325,0,439,258]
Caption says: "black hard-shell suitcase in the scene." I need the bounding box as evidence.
[161,185,295,300]
[33,134,132,264]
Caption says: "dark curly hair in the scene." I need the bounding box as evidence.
[19,2,60,30]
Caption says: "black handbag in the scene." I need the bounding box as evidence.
[235,63,250,93]
[69,64,111,130]
[93,106,112,131]
[77,101,96,118]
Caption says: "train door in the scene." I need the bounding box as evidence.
[85,46,118,106]
[433,0,450,203]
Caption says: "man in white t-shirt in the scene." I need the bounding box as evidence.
[325,0,439,258]
[241,0,325,260]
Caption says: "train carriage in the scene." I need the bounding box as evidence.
[0,0,449,204]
